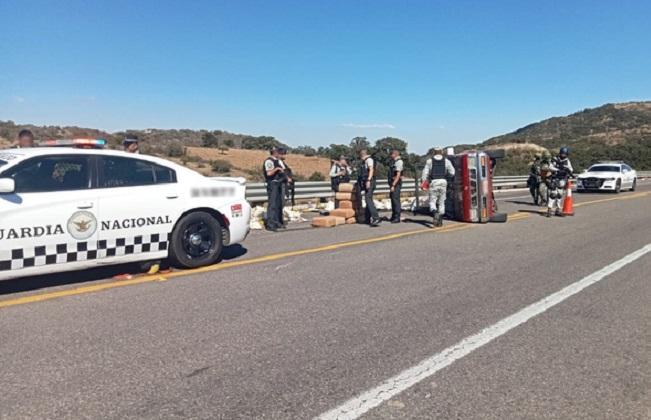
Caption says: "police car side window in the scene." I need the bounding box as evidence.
[99,156,176,188]
[5,156,90,193]
[152,163,176,184]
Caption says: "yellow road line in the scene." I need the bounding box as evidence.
[0,192,647,310]
[0,224,466,309]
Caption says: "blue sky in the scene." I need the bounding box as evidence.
[1,0,650,153]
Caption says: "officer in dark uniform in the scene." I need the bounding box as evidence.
[263,147,285,231]
[123,135,140,154]
[357,148,380,226]
[12,129,35,148]
[388,149,404,223]
[329,155,352,192]
[278,147,294,224]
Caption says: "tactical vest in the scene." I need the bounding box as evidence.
[429,158,446,180]
[331,163,351,190]
[358,157,376,182]
[263,158,283,183]
[388,158,403,185]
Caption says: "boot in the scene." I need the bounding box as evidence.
[431,211,438,227]
[546,208,552,218]
[555,209,565,217]
[436,213,443,227]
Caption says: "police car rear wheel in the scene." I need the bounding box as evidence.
[169,211,223,268]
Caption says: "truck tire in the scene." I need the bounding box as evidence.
[169,211,223,269]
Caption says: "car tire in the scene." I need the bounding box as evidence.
[169,211,223,269]
[630,178,637,192]
[614,179,621,194]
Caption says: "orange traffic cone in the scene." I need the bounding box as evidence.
[562,179,575,216]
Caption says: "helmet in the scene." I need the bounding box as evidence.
[559,146,569,156]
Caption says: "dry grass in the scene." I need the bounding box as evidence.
[185,147,331,179]
[485,142,548,152]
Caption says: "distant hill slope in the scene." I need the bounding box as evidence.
[478,102,651,174]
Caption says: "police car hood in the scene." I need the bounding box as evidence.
[578,171,620,179]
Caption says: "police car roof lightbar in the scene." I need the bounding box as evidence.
[39,138,107,149]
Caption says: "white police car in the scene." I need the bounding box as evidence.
[0,147,251,281]
[576,162,637,193]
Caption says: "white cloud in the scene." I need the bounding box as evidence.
[341,123,396,129]
[12,96,25,103]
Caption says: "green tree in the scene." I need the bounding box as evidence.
[202,132,219,148]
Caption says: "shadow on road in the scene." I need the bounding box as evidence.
[0,244,249,296]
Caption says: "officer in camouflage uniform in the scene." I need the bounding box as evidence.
[527,154,542,205]
[421,147,455,227]
[538,151,552,206]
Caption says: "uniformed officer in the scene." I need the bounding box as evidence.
[388,149,404,223]
[278,147,294,224]
[538,152,552,206]
[12,129,35,148]
[123,135,140,153]
[527,154,542,205]
[263,147,286,231]
[329,155,352,192]
[357,148,381,226]
[421,147,455,227]
[547,147,574,217]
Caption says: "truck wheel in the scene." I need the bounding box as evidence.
[630,178,637,191]
[615,179,621,194]
[169,211,223,269]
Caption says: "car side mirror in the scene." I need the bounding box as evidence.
[0,178,15,194]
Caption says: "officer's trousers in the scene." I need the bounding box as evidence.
[362,179,379,222]
[428,179,448,215]
[389,183,401,221]
[266,181,284,228]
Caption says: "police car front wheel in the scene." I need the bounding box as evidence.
[169,211,223,268]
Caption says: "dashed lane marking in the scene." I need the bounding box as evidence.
[316,243,651,420]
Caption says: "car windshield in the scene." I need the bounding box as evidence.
[589,165,620,172]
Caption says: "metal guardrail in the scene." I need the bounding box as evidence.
[245,171,651,203]
[246,176,530,203]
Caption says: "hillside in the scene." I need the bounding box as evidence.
[480,101,651,174]
[180,147,331,180]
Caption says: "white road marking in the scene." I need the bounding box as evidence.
[316,243,651,420]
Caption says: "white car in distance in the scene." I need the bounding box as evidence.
[576,162,637,193]
[0,147,251,281]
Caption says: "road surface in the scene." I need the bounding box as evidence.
[1,184,650,419]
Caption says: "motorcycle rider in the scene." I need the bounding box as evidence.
[547,147,574,217]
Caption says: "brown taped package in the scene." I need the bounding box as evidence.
[311,216,337,228]
[330,208,356,218]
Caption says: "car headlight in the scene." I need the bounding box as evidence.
[604,177,616,181]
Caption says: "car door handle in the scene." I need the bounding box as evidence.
[77,203,94,209]
[166,195,178,199]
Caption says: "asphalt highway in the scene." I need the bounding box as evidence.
[1,184,650,419]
